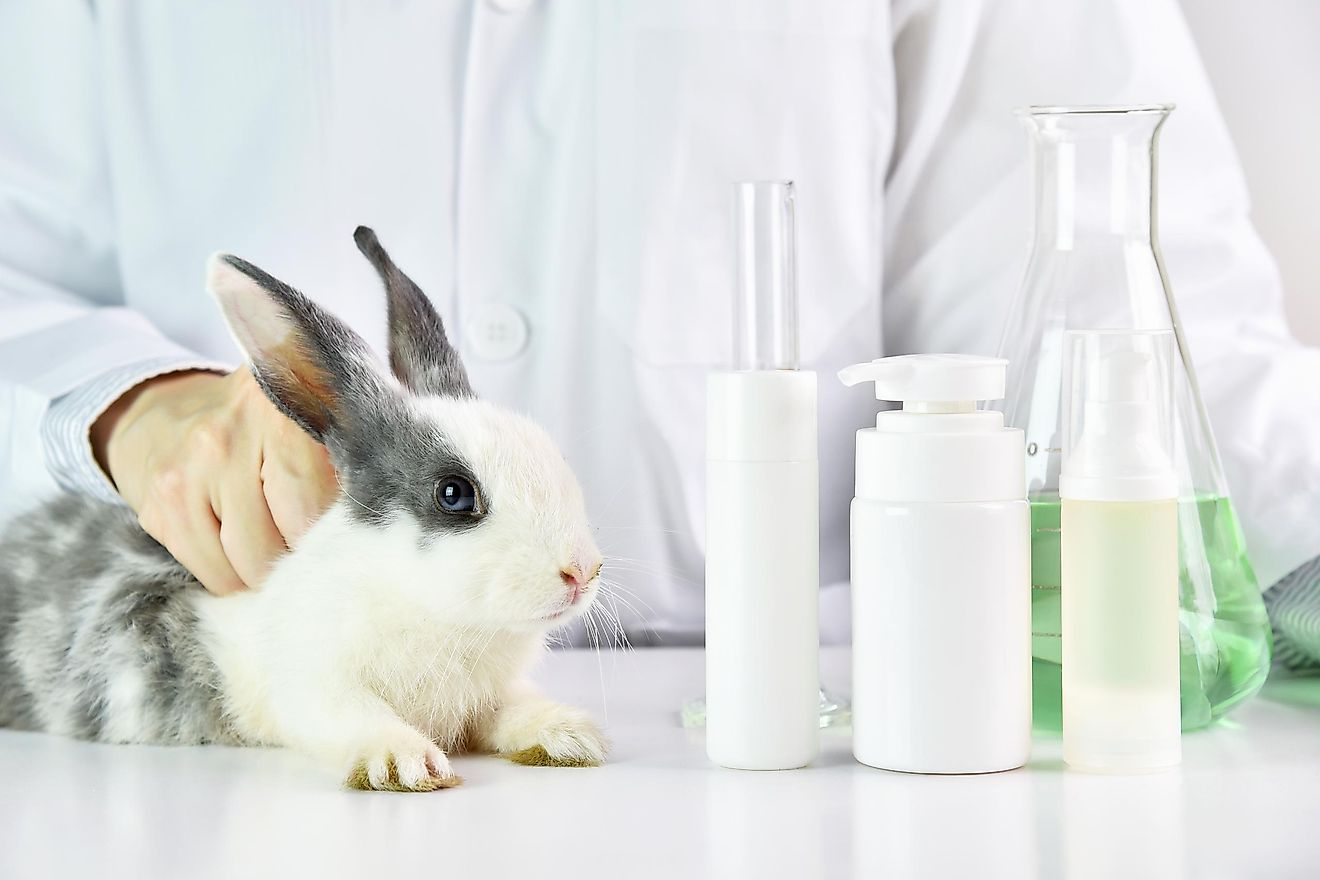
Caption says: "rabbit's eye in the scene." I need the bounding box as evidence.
[434,475,482,515]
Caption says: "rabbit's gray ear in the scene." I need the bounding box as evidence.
[207,252,385,443]
[353,226,474,399]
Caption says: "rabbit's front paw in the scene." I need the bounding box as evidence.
[344,726,462,792]
[500,703,608,768]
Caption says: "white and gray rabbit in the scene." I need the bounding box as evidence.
[0,227,608,791]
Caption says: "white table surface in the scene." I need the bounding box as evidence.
[1,647,1317,879]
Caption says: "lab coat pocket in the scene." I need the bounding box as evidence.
[595,0,884,369]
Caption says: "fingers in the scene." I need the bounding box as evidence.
[135,463,246,597]
[262,425,338,547]
[145,455,289,595]
[214,479,287,589]
[160,503,247,597]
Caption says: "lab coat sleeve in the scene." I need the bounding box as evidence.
[39,358,228,504]
[0,4,223,514]
[882,0,1320,665]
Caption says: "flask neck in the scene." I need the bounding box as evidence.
[1023,108,1169,252]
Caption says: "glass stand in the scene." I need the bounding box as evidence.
[681,688,852,730]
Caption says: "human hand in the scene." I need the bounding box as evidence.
[93,369,338,595]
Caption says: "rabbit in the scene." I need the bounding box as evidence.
[0,227,608,791]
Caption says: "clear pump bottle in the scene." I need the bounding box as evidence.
[1061,330,1181,772]
[705,181,819,770]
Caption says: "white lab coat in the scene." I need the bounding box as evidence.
[1,0,1316,644]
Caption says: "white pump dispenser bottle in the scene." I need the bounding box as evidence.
[705,181,819,771]
[1060,330,1180,772]
[839,354,1030,774]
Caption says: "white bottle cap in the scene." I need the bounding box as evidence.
[838,355,1024,503]
[1060,330,1177,502]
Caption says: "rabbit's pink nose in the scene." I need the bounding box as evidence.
[560,561,601,604]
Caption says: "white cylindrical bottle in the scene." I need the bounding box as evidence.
[839,355,1031,774]
[705,181,819,771]
[1060,330,1181,772]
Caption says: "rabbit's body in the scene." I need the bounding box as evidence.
[0,229,608,790]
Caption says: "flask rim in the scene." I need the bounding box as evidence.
[1017,103,1174,117]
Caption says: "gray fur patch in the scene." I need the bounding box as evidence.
[336,398,487,541]
[0,495,237,744]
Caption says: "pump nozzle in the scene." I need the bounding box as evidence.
[1093,350,1152,403]
[1060,330,1176,502]
[836,353,1023,505]
[838,354,1008,412]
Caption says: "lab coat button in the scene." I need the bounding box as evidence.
[465,303,530,362]
[486,0,534,13]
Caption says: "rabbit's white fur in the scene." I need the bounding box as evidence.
[194,396,606,790]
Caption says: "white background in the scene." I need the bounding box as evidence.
[1182,1,1320,345]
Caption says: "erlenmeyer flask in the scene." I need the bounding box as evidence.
[997,105,1272,731]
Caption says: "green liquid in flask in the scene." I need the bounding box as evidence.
[1029,493,1272,731]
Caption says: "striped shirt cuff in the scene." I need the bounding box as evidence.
[1265,556,1320,672]
[40,357,230,503]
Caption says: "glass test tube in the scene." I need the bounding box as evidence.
[734,181,799,371]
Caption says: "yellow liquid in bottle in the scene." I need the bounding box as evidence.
[1062,498,1181,772]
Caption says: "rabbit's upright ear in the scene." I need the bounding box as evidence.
[353,226,474,399]
[207,253,385,444]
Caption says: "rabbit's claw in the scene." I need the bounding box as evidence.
[499,703,608,768]
[344,728,462,792]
